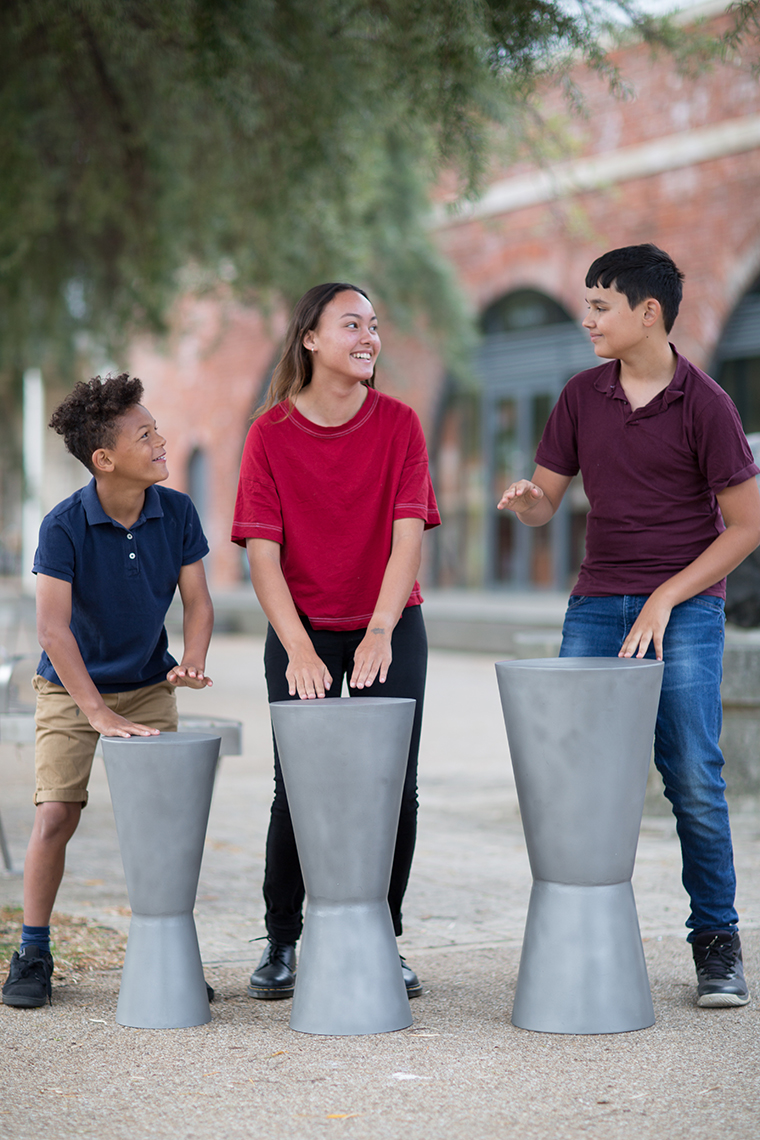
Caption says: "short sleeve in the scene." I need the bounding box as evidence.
[535,384,581,477]
[393,412,441,529]
[231,421,285,546]
[33,514,76,582]
[182,499,210,565]
[692,390,760,493]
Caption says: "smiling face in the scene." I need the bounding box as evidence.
[303,290,380,385]
[582,283,660,360]
[93,404,168,487]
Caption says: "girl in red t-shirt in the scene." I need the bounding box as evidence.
[232,282,440,1001]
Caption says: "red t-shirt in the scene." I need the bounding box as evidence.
[535,349,759,598]
[232,387,441,629]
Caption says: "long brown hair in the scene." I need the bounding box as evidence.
[256,283,375,418]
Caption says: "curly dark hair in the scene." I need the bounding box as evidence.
[49,374,145,473]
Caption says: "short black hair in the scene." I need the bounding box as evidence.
[585,244,684,334]
[49,374,144,473]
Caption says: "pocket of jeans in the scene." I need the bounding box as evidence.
[688,595,726,621]
[566,595,589,610]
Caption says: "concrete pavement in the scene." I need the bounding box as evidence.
[1,632,759,1139]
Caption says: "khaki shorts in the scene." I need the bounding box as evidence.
[32,676,178,806]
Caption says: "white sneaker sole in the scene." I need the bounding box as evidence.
[697,991,751,1007]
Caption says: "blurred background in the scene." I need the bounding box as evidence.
[1,0,759,602]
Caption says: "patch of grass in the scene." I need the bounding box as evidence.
[0,906,22,965]
[0,905,126,982]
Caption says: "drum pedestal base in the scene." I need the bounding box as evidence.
[116,913,211,1030]
[291,901,411,1036]
[512,881,654,1035]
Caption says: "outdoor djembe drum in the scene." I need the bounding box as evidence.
[102,732,221,1029]
[270,696,415,1036]
[496,657,663,1034]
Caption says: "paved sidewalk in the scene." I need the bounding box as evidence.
[1,634,759,1139]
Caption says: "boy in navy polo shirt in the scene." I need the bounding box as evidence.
[2,374,214,1008]
[499,244,760,1007]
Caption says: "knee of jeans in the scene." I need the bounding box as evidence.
[657,758,727,818]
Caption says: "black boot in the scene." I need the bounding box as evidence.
[400,955,422,998]
[248,939,297,1000]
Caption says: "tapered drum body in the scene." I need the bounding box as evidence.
[270,697,415,1036]
[496,657,664,1034]
[102,732,221,1029]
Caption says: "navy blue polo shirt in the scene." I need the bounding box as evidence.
[33,480,209,692]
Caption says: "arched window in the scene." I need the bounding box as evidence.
[480,289,573,335]
[714,275,760,434]
[187,447,207,528]
[431,288,595,589]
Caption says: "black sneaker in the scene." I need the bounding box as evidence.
[247,939,296,1000]
[2,946,54,1008]
[400,955,422,998]
[693,930,750,1007]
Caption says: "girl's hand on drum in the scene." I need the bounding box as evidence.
[286,647,333,700]
[350,628,393,689]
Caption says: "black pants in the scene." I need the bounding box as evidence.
[262,604,428,943]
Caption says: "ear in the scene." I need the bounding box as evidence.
[303,330,317,353]
[91,448,114,474]
[642,299,662,327]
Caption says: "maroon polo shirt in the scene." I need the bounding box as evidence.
[535,348,759,598]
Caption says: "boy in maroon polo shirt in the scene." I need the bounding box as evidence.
[499,244,760,1007]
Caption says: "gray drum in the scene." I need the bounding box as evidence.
[270,696,415,1035]
[102,732,221,1029]
[496,657,663,1034]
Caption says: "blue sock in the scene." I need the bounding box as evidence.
[20,924,51,956]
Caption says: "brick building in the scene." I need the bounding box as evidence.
[45,0,759,595]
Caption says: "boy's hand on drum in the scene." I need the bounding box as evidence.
[350,628,393,689]
[286,646,333,700]
[91,708,161,738]
[167,663,213,689]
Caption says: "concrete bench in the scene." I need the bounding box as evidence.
[720,629,760,797]
[0,655,36,871]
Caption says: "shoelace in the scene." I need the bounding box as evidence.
[15,955,50,979]
[11,955,52,1002]
[249,935,292,965]
[695,937,738,977]
[267,943,293,964]
[249,937,293,966]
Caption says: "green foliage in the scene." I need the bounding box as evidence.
[724,0,760,60]
[0,0,726,377]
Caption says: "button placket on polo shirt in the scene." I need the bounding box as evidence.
[125,529,139,577]
[627,391,682,428]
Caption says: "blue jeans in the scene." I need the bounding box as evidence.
[560,594,737,939]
